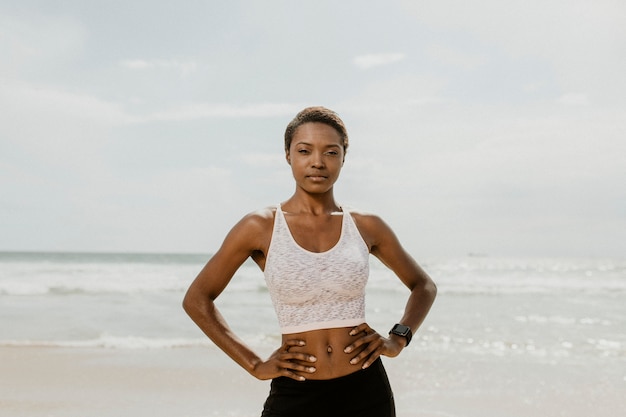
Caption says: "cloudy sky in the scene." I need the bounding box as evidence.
[1,0,624,258]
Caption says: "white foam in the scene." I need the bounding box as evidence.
[0,258,265,296]
[0,334,213,349]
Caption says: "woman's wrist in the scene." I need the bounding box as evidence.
[388,323,412,347]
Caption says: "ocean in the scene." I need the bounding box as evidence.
[1,251,625,416]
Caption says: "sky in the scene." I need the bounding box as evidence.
[1,0,625,258]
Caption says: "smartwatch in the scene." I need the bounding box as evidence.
[389,323,412,347]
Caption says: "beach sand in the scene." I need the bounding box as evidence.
[1,346,623,417]
[0,346,270,417]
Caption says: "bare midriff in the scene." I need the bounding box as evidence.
[283,326,367,380]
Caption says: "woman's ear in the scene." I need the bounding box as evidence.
[285,151,291,165]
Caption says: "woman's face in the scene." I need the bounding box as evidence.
[286,122,345,195]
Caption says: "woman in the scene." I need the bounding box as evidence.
[183,106,437,417]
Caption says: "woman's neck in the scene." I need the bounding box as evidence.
[283,190,340,215]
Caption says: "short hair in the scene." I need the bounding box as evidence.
[284,106,349,153]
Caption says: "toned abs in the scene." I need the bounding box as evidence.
[284,327,368,380]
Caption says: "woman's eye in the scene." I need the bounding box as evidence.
[298,149,309,154]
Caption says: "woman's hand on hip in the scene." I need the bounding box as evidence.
[251,339,317,381]
[343,323,405,369]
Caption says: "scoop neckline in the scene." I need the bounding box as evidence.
[277,204,345,255]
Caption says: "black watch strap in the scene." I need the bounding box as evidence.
[389,323,412,347]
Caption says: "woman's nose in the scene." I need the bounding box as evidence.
[311,152,324,167]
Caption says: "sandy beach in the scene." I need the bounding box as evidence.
[2,344,624,417]
[0,346,270,417]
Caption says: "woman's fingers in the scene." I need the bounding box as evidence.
[276,357,316,381]
[282,338,306,350]
[280,358,316,373]
[271,340,317,381]
[344,324,377,353]
[348,323,370,336]
[343,325,387,369]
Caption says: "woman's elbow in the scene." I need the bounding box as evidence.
[413,276,437,301]
[182,287,200,317]
[426,279,437,300]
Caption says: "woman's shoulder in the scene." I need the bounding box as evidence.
[345,207,392,235]
[236,205,277,229]
[345,207,400,250]
[222,206,277,251]
[345,207,384,224]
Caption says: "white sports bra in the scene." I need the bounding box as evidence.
[264,204,370,334]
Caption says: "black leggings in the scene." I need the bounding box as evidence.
[261,358,395,417]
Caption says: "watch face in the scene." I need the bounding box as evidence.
[390,324,412,347]
[393,324,410,336]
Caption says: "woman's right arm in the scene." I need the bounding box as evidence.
[182,210,317,381]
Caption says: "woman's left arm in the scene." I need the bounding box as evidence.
[344,213,437,368]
